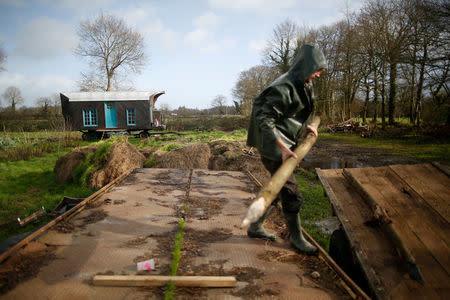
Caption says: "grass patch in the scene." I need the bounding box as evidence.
[73,139,118,186]
[0,150,94,242]
[164,218,185,300]
[296,168,333,252]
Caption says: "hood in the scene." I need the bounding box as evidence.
[286,44,327,88]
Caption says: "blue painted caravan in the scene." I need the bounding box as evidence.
[60,91,166,140]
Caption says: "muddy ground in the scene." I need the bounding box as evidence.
[1,138,426,298]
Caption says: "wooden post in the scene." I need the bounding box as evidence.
[241,116,320,228]
[93,275,237,287]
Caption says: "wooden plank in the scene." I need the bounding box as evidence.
[366,167,450,275]
[390,164,450,223]
[347,167,447,298]
[92,275,237,287]
[317,169,389,300]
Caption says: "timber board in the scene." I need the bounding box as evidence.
[317,164,450,300]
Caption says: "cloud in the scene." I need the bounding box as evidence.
[15,16,78,59]
[208,0,298,13]
[248,40,265,54]
[39,0,119,12]
[111,5,181,53]
[0,0,29,7]
[0,71,75,107]
[184,28,213,45]
[193,11,220,28]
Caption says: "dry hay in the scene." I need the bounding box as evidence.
[208,141,270,185]
[90,141,145,188]
[53,144,98,183]
[154,143,211,169]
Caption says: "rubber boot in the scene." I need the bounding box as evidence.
[247,206,276,241]
[284,212,318,255]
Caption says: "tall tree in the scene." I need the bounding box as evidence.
[262,19,300,74]
[211,95,227,115]
[232,65,278,116]
[35,96,52,118]
[2,86,24,113]
[75,13,147,91]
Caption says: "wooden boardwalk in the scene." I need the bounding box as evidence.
[317,163,450,300]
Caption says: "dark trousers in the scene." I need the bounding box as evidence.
[261,157,303,214]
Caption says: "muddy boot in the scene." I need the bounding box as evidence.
[284,212,318,255]
[247,206,276,241]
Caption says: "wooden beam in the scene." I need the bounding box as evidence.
[93,275,237,287]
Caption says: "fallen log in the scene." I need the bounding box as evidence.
[93,275,237,287]
[343,168,425,285]
[241,116,320,228]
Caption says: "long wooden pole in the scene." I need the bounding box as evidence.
[343,168,425,285]
[241,116,320,228]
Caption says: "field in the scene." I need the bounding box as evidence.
[0,128,448,251]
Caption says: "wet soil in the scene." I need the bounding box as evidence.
[0,245,57,295]
[302,139,423,171]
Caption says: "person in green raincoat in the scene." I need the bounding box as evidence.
[246,44,327,255]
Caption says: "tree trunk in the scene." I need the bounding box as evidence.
[388,61,397,125]
[363,76,370,124]
[415,42,427,127]
[373,71,379,123]
[381,62,386,129]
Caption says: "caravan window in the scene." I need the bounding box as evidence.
[83,109,98,127]
[127,108,136,126]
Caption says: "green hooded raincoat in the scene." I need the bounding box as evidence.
[247,44,327,162]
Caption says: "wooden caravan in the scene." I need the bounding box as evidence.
[60,91,165,139]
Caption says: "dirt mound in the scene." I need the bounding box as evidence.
[208,140,270,185]
[54,145,98,183]
[154,143,211,169]
[90,142,145,188]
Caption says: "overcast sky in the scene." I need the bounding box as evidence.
[0,0,363,110]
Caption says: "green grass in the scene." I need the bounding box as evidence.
[0,150,94,242]
[320,132,450,163]
[164,218,186,300]
[296,168,333,252]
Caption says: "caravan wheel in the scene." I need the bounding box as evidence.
[139,131,149,139]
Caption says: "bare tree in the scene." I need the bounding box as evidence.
[0,46,6,72]
[232,65,278,116]
[76,13,147,91]
[2,86,24,113]
[35,96,52,117]
[262,19,300,74]
[211,94,227,115]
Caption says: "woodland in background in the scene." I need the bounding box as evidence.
[0,0,448,132]
[233,0,449,128]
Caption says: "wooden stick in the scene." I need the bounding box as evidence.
[241,116,320,228]
[343,168,425,285]
[93,275,237,287]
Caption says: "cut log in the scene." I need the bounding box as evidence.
[241,116,320,228]
[92,275,237,287]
